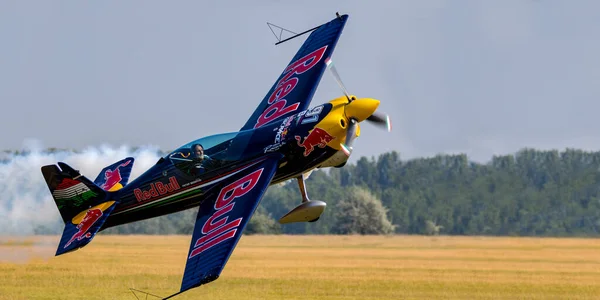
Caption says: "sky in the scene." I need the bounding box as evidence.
[1,0,600,163]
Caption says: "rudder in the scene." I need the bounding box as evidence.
[41,162,118,255]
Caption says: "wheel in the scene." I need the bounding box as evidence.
[334,161,346,168]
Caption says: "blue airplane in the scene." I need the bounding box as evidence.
[41,12,390,299]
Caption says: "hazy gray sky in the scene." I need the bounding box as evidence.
[2,1,600,163]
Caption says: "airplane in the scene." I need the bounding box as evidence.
[40,12,391,299]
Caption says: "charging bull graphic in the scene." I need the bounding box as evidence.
[64,208,103,248]
[100,160,132,191]
[295,128,335,156]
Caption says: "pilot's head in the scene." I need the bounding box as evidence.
[191,144,204,159]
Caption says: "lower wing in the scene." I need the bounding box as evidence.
[165,154,281,298]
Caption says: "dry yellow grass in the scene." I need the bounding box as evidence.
[1,235,600,299]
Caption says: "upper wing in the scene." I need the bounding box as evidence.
[175,155,280,296]
[240,14,349,131]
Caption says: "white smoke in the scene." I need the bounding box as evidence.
[0,140,163,236]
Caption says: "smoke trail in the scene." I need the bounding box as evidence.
[0,140,163,236]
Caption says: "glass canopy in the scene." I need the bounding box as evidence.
[165,130,254,177]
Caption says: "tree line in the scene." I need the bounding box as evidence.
[99,148,600,237]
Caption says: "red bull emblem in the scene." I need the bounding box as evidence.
[295,128,335,156]
[134,176,181,202]
[64,208,103,248]
[101,160,132,190]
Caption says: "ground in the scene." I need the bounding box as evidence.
[1,235,599,299]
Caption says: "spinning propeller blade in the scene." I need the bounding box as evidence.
[367,112,392,132]
[325,58,392,156]
[341,118,357,156]
[325,57,352,102]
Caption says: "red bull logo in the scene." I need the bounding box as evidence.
[101,160,132,191]
[64,208,103,248]
[295,128,335,156]
[134,176,181,202]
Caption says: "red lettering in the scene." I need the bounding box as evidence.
[132,176,181,202]
[215,168,264,209]
[156,182,167,194]
[196,218,242,247]
[169,176,181,190]
[189,167,265,259]
[282,46,327,78]
[150,184,158,197]
[268,78,298,105]
[255,46,328,128]
[201,202,235,234]
[134,189,143,202]
[189,228,237,259]
[255,100,300,129]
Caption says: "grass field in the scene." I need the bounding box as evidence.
[1,235,600,299]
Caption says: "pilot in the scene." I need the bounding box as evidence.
[190,143,214,175]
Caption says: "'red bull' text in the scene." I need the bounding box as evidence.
[134,176,181,202]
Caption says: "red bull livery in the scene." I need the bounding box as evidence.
[100,160,132,190]
[295,127,335,156]
[94,157,134,191]
[40,13,391,299]
[64,208,103,248]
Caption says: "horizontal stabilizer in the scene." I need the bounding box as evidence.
[41,162,118,255]
[56,200,117,255]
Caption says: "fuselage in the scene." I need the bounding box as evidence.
[101,97,357,229]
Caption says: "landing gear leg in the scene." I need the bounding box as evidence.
[298,173,309,203]
[278,174,327,224]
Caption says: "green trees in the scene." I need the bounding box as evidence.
[332,186,395,234]
[245,210,282,235]
[324,149,600,237]
[29,147,600,236]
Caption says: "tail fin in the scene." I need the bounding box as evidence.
[41,162,119,256]
[93,157,134,191]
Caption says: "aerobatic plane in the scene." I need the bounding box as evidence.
[41,12,391,299]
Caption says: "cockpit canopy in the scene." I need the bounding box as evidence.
[165,130,254,177]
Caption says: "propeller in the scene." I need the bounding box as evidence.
[367,113,392,132]
[340,118,357,156]
[325,58,392,156]
[325,58,352,102]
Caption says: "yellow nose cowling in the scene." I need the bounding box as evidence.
[344,98,380,122]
